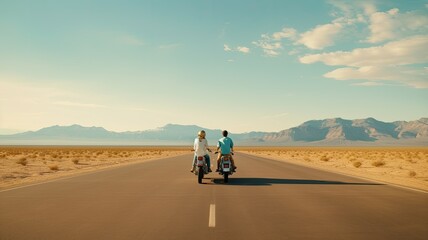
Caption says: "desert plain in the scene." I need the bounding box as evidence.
[1,146,427,191]
[0,146,188,190]
[238,147,428,191]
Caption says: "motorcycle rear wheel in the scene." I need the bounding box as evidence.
[198,167,204,184]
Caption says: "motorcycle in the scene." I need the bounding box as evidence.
[193,154,209,184]
[215,152,234,183]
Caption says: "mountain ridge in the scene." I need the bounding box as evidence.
[1,118,427,146]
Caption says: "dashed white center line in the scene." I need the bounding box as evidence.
[208,204,216,227]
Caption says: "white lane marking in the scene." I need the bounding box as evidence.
[208,204,216,228]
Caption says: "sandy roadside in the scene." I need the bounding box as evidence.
[0,146,190,190]
[237,147,428,192]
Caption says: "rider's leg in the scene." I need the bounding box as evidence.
[230,155,237,170]
[216,153,221,171]
[190,154,196,172]
[229,154,236,171]
[205,154,211,171]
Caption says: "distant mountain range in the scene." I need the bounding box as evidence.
[1,118,427,146]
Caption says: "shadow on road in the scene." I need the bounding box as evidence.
[211,178,384,186]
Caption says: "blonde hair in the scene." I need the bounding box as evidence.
[198,130,206,139]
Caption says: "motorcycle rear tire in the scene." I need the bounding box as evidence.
[224,172,229,183]
[198,167,204,184]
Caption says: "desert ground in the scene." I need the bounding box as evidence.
[237,147,428,191]
[0,146,189,190]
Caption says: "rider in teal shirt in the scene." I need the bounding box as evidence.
[216,130,237,171]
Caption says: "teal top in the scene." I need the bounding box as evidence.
[217,137,234,154]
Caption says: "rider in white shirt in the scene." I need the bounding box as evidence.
[191,130,212,172]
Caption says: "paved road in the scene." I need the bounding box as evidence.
[1,153,427,240]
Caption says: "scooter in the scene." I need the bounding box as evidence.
[193,154,209,184]
[215,152,234,183]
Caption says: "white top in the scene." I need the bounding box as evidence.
[194,138,209,156]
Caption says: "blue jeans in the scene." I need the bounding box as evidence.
[193,154,211,169]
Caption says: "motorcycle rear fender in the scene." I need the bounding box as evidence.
[197,160,205,167]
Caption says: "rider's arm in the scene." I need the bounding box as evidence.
[205,139,212,152]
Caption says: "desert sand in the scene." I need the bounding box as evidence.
[0,146,189,190]
[237,147,428,191]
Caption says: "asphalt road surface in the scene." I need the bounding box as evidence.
[1,153,427,240]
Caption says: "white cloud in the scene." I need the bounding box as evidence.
[366,8,399,43]
[247,1,428,88]
[237,46,250,53]
[224,44,232,52]
[328,0,353,17]
[288,49,299,56]
[362,2,377,15]
[252,35,282,56]
[272,28,297,40]
[299,35,428,67]
[299,35,428,88]
[366,8,428,43]
[324,66,428,88]
[224,44,250,54]
[253,21,343,55]
[297,23,343,50]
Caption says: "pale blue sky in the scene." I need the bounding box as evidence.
[1,0,427,134]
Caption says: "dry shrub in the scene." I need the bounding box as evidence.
[408,171,416,177]
[304,157,311,162]
[353,161,362,168]
[320,155,330,162]
[49,165,59,171]
[72,159,79,164]
[372,160,385,167]
[16,157,28,166]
